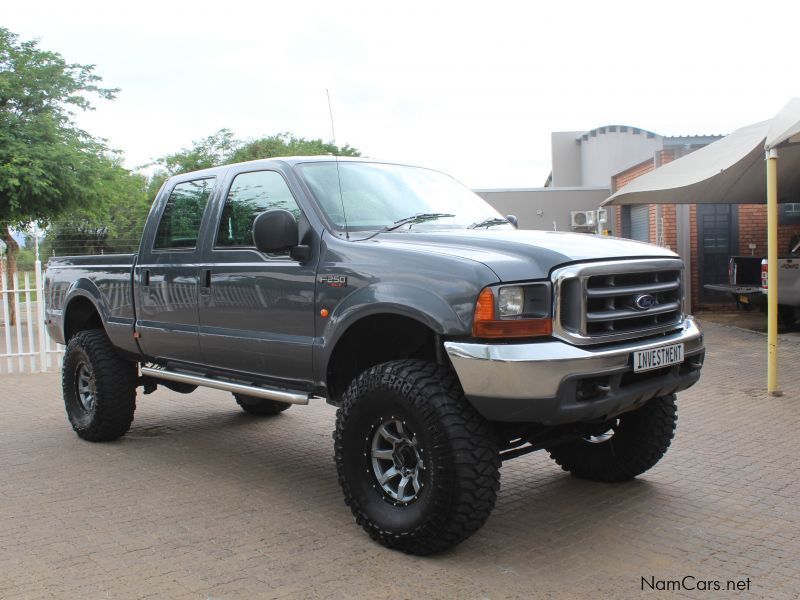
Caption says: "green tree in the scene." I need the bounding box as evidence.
[146,129,239,199]
[229,132,360,163]
[42,161,150,258]
[146,130,361,199]
[0,27,117,323]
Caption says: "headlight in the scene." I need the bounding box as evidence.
[498,286,524,317]
[472,283,552,339]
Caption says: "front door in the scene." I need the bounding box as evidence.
[135,177,216,364]
[198,168,316,386]
[698,204,738,303]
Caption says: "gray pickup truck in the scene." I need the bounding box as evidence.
[45,157,704,555]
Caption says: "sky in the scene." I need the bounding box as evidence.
[5,0,800,188]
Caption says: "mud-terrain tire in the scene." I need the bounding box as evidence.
[547,394,677,482]
[62,329,137,442]
[234,394,291,416]
[334,359,500,555]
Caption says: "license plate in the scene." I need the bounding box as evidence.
[739,294,749,304]
[633,343,684,372]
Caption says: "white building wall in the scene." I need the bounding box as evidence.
[579,128,663,187]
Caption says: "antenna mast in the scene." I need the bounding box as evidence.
[326,89,349,240]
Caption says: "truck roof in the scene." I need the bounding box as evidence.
[165,156,399,183]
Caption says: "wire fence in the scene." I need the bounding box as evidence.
[0,259,65,374]
[42,238,141,257]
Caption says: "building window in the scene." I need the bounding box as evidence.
[780,203,800,224]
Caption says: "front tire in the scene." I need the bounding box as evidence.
[62,329,138,442]
[334,359,500,555]
[547,394,678,482]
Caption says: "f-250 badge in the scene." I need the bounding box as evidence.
[319,275,348,288]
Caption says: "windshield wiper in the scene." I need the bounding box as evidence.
[468,217,511,229]
[355,213,455,241]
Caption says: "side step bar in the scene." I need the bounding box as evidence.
[140,366,310,405]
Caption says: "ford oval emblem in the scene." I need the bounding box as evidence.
[634,294,656,310]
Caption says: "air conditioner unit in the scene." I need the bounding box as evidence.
[570,210,596,229]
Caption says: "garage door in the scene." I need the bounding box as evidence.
[630,205,649,242]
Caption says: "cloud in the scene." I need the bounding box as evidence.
[4,0,800,187]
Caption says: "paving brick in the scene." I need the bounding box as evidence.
[1,320,799,598]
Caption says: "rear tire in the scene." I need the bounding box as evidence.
[547,394,677,482]
[234,394,291,416]
[62,329,137,442]
[778,304,797,326]
[334,359,500,555]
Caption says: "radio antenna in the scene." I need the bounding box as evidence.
[326,89,349,240]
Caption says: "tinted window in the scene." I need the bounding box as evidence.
[216,170,301,248]
[154,178,215,250]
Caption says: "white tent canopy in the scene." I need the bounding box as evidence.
[601,98,800,396]
[602,98,800,207]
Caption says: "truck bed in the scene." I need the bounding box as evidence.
[45,254,137,351]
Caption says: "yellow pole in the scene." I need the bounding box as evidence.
[766,148,781,396]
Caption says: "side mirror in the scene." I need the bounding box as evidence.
[505,214,519,228]
[252,209,299,254]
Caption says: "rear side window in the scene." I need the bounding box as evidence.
[154,178,215,250]
[216,170,301,248]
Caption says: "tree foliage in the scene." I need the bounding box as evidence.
[41,162,151,257]
[147,130,361,199]
[0,27,118,230]
[230,132,360,163]
[0,27,119,323]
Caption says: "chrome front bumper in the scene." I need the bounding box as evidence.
[444,317,704,424]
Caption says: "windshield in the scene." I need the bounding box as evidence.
[295,161,510,232]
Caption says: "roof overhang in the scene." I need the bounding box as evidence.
[603,99,800,206]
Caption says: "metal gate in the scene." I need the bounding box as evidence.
[630,205,650,242]
[0,260,64,374]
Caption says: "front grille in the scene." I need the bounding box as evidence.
[553,259,684,345]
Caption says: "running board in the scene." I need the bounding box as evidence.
[140,366,310,405]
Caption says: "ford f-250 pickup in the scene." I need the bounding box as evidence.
[45,157,705,555]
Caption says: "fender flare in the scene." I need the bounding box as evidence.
[62,279,108,340]
[314,282,470,385]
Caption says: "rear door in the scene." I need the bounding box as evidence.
[135,177,216,364]
[197,168,317,385]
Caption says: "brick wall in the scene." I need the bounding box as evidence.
[613,159,655,191]
[738,204,800,257]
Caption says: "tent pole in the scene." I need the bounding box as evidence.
[766,148,781,396]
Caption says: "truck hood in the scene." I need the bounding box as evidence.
[370,229,678,281]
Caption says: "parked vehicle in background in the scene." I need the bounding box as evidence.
[45,157,705,554]
[705,235,800,323]
[704,256,764,308]
[761,235,800,323]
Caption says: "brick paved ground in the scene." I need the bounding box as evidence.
[1,320,799,599]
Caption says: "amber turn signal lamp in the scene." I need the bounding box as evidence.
[474,288,496,321]
[472,288,552,338]
[472,318,552,338]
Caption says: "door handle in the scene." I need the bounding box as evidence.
[200,269,211,295]
[142,269,150,287]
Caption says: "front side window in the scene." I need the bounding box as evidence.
[216,170,301,248]
[154,178,215,250]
